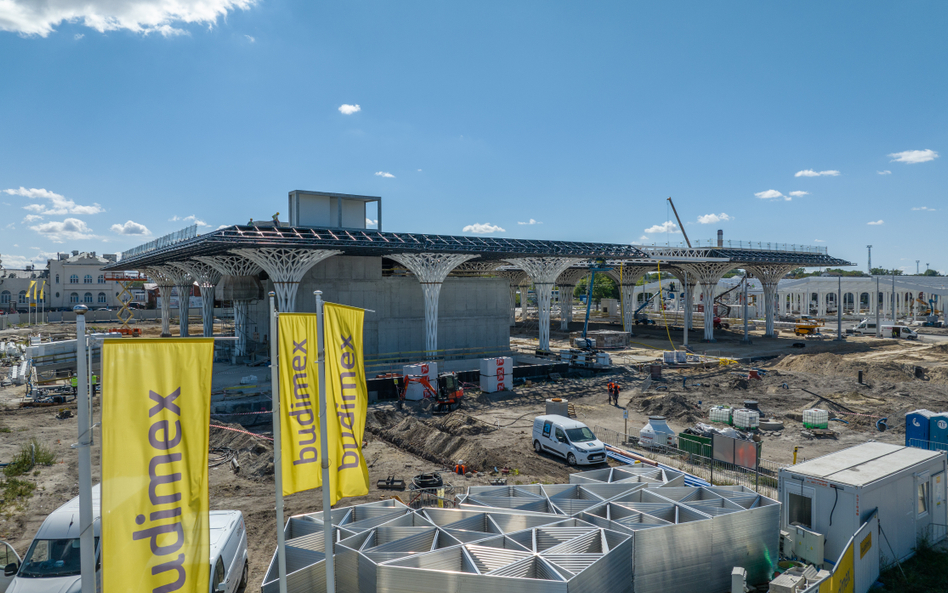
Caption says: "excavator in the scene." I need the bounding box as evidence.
[398,372,463,414]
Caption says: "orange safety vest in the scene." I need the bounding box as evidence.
[455,464,466,475]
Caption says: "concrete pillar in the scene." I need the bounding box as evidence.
[746,265,794,338]
[170,261,222,338]
[556,267,589,332]
[679,263,736,342]
[194,255,264,359]
[175,282,192,337]
[235,247,341,314]
[508,257,583,351]
[158,283,173,337]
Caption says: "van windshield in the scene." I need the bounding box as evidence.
[566,427,596,443]
[19,537,98,578]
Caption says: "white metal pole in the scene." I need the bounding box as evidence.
[835,276,843,341]
[891,275,896,324]
[742,278,751,343]
[682,271,689,348]
[875,277,881,338]
[74,305,95,593]
[268,292,288,593]
[315,290,336,593]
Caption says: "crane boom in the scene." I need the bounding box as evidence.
[667,197,691,248]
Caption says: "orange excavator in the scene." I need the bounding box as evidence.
[398,372,463,414]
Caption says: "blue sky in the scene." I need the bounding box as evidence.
[1,1,945,273]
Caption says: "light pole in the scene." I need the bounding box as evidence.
[867,245,872,274]
[917,260,920,275]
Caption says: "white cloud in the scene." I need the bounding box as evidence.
[517,219,542,225]
[366,218,378,227]
[244,34,254,42]
[462,222,505,234]
[339,104,361,115]
[29,218,96,242]
[877,170,891,175]
[74,33,83,39]
[912,206,936,211]
[216,224,229,230]
[374,171,394,178]
[794,169,840,177]
[22,214,43,222]
[0,0,256,37]
[754,189,790,201]
[888,149,938,164]
[867,220,884,225]
[5,186,103,215]
[788,191,809,197]
[697,213,731,224]
[814,239,825,243]
[110,220,151,235]
[635,235,650,243]
[169,214,209,226]
[643,221,681,234]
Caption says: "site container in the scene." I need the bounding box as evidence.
[732,409,760,431]
[906,409,935,448]
[803,408,829,429]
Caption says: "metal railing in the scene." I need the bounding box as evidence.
[908,438,948,453]
[593,425,788,499]
[643,240,828,254]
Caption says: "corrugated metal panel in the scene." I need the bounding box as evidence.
[466,544,532,572]
[551,498,602,516]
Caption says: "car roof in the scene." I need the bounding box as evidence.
[209,510,242,560]
[534,414,590,429]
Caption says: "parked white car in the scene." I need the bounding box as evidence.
[3,485,248,593]
[532,414,607,466]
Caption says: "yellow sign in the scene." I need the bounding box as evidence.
[860,531,872,559]
[277,314,322,496]
[834,541,855,593]
[322,303,370,504]
[101,339,213,593]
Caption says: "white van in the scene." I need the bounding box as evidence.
[532,414,607,466]
[881,325,919,340]
[4,485,248,593]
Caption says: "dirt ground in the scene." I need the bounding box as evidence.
[3,318,948,587]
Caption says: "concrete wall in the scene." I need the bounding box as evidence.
[251,255,510,357]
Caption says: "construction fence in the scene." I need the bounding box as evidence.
[593,424,788,500]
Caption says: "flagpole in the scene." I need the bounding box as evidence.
[269,292,288,593]
[74,305,95,593]
[315,290,336,593]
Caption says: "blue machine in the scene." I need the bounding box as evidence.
[930,413,948,452]
[905,409,935,448]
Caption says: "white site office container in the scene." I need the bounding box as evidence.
[779,442,947,593]
[402,362,437,401]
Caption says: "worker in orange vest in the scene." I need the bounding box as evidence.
[454,460,467,475]
[612,383,621,406]
[607,381,615,402]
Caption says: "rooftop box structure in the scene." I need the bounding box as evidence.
[287,190,381,230]
[779,442,947,572]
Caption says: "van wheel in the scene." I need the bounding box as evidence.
[567,453,577,466]
[238,561,248,592]
[534,440,542,453]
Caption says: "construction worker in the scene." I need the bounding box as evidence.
[454,460,466,475]
[613,383,621,406]
[607,381,615,401]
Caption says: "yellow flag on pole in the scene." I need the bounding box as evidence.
[323,302,370,504]
[101,338,213,593]
[277,314,321,496]
[39,280,45,299]
[28,280,35,298]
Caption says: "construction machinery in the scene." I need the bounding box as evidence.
[794,316,825,336]
[398,371,463,414]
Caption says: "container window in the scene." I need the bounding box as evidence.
[788,492,813,529]
[918,482,929,517]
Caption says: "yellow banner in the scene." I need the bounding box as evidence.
[28,280,35,298]
[834,541,855,593]
[39,280,45,299]
[101,339,213,593]
[323,302,370,504]
[278,314,321,496]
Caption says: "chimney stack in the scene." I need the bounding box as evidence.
[717,229,724,247]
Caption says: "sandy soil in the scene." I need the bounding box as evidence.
[4,318,948,587]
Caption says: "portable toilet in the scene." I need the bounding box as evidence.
[905,409,935,448]
[930,412,948,452]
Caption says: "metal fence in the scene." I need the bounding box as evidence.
[908,438,948,453]
[594,425,788,500]
[643,239,828,254]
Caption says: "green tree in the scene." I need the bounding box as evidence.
[573,274,618,302]
[871,268,903,276]
[922,269,941,277]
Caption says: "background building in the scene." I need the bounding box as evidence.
[45,251,124,310]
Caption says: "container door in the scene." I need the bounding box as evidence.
[933,472,947,543]
[916,471,933,546]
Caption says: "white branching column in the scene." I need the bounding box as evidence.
[556,267,589,331]
[161,267,195,337]
[195,255,262,358]
[666,267,697,331]
[388,253,479,355]
[606,266,647,332]
[234,248,341,313]
[508,257,584,351]
[494,269,528,326]
[679,263,736,342]
[170,261,222,337]
[144,267,177,338]
[746,264,795,337]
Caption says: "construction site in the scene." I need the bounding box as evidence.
[2,191,948,593]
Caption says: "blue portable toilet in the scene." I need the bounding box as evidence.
[905,409,935,448]
[930,413,948,452]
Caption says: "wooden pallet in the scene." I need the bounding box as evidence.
[568,403,577,418]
